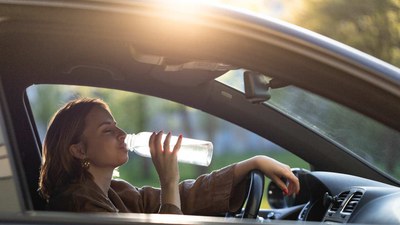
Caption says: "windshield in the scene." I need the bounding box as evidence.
[217,69,400,180]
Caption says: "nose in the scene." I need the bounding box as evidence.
[117,127,127,141]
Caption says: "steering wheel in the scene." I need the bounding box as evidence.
[226,170,265,219]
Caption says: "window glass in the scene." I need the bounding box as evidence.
[27,84,309,209]
[217,69,400,180]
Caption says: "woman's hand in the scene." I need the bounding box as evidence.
[234,155,300,196]
[149,131,182,208]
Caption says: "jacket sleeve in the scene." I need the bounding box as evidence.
[179,163,248,215]
[111,179,183,214]
[48,185,119,213]
[112,164,247,215]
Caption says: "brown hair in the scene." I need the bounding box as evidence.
[38,97,110,201]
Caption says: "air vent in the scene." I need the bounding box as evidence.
[343,191,363,214]
[330,191,349,212]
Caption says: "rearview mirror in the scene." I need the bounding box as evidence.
[244,71,270,103]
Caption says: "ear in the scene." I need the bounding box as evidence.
[69,143,86,160]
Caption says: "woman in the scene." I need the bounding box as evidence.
[39,97,299,214]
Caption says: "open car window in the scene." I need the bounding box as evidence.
[26,84,309,209]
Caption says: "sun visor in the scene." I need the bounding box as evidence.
[130,46,237,86]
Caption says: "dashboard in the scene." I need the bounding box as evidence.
[265,169,400,224]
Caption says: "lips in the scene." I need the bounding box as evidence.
[119,143,128,151]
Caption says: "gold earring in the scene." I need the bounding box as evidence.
[82,158,90,169]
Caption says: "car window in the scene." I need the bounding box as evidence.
[217,69,400,181]
[26,84,309,209]
[0,101,23,213]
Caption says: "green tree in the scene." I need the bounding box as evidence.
[292,0,400,66]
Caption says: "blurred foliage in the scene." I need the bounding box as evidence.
[219,0,400,66]
[290,0,400,67]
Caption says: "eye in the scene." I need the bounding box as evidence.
[104,129,114,133]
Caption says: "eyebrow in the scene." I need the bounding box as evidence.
[97,121,116,129]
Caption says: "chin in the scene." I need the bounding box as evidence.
[119,155,129,165]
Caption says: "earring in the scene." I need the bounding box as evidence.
[82,158,90,169]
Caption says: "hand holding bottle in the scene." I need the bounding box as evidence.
[149,131,182,209]
[149,131,182,185]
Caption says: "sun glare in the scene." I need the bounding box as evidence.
[154,0,304,24]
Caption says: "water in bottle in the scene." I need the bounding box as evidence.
[125,132,213,166]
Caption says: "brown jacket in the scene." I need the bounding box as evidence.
[47,164,247,215]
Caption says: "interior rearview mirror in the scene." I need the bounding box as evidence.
[244,71,271,103]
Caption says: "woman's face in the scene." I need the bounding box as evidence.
[81,105,128,170]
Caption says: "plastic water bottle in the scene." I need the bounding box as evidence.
[125,132,213,166]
